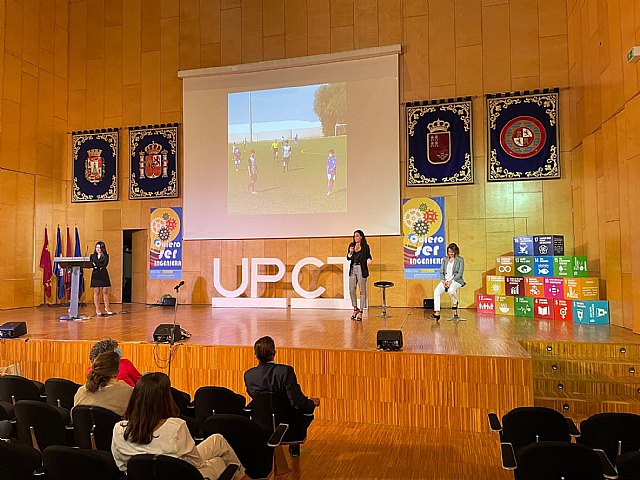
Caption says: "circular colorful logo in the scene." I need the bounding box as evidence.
[500,116,546,159]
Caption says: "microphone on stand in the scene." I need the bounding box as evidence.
[174,281,185,291]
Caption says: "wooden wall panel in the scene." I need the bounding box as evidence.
[0,338,533,433]
[568,0,640,331]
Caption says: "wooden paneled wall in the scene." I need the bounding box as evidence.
[566,0,640,332]
[0,0,69,309]
[5,2,579,313]
[0,338,533,432]
[59,0,574,310]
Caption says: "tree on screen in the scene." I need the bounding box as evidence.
[313,83,346,137]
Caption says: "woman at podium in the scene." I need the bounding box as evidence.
[91,241,113,316]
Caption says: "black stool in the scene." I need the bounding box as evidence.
[373,281,394,318]
[446,286,465,321]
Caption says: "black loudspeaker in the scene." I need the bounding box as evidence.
[153,324,183,343]
[0,322,27,339]
[160,297,176,307]
[376,330,403,351]
[423,299,434,309]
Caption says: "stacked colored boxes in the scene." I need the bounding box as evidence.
[474,235,609,324]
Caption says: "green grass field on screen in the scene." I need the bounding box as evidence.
[228,135,347,215]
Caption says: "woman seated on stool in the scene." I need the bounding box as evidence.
[111,372,246,480]
[432,243,465,321]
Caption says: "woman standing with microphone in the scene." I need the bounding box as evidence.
[91,241,113,316]
[347,230,372,321]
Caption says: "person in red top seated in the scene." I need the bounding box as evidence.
[87,338,141,387]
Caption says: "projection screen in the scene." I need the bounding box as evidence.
[180,46,401,240]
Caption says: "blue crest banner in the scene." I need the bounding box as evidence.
[129,124,179,199]
[487,89,560,181]
[406,98,473,186]
[71,129,118,202]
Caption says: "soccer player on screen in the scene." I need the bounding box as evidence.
[282,140,292,172]
[246,150,258,194]
[326,149,337,196]
[232,143,241,171]
[271,139,279,161]
[294,133,299,148]
[242,137,247,152]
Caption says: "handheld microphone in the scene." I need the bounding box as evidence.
[174,281,185,291]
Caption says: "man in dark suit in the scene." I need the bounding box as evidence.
[244,336,320,457]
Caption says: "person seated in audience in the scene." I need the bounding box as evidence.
[111,372,245,480]
[88,338,142,387]
[74,351,132,417]
[244,336,320,457]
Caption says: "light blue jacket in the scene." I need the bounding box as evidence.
[440,256,465,286]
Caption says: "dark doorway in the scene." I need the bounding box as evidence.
[122,230,133,303]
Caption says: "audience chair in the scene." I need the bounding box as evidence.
[577,412,640,465]
[14,400,73,452]
[516,441,609,480]
[44,378,80,410]
[487,406,579,470]
[171,386,195,418]
[72,405,121,451]
[246,392,313,474]
[0,375,45,407]
[0,438,42,480]
[194,386,247,424]
[42,445,121,480]
[203,413,287,479]
[126,454,239,480]
[617,451,640,480]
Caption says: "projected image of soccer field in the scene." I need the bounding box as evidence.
[227,84,347,215]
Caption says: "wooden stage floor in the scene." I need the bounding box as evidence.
[2,304,639,479]
[2,303,638,355]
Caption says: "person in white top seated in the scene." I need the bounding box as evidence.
[432,242,465,322]
[73,351,132,417]
[111,372,245,480]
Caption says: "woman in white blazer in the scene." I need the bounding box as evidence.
[432,243,465,321]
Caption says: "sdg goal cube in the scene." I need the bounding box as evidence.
[533,235,565,256]
[513,236,534,256]
[514,257,534,276]
[494,295,515,316]
[475,294,495,314]
[496,256,514,275]
[554,299,573,321]
[514,296,534,318]
[534,256,554,277]
[534,298,555,319]
[486,275,505,296]
[573,300,609,325]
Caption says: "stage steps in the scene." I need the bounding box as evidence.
[521,340,640,421]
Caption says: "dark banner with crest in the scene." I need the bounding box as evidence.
[71,129,118,202]
[406,97,473,186]
[487,89,560,181]
[129,124,179,199]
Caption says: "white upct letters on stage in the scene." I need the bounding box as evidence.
[212,256,351,309]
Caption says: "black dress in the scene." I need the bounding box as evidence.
[90,253,111,287]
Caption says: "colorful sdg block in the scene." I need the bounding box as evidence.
[486,275,505,296]
[496,256,514,276]
[564,278,600,301]
[494,295,515,316]
[573,300,609,325]
[513,236,534,256]
[514,296,534,318]
[524,277,545,298]
[505,277,524,296]
[475,294,495,314]
[554,299,573,321]
[544,277,565,300]
[533,235,565,256]
[534,298,555,319]
[553,256,589,277]
[534,256,554,277]
[514,257,534,276]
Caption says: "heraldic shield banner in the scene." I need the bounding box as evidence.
[403,197,446,280]
[71,129,118,202]
[406,98,473,186]
[129,124,179,199]
[487,89,560,181]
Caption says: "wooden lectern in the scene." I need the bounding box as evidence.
[53,256,92,320]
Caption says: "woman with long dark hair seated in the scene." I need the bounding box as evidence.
[111,372,245,480]
[74,351,132,416]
